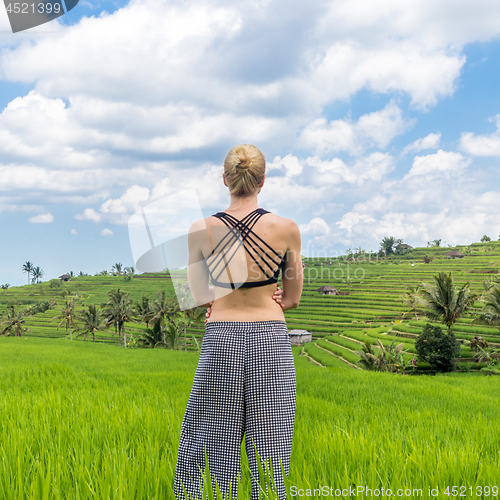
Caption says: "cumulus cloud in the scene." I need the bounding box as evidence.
[28,212,53,223]
[299,101,414,155]
[460,115,500,156]
[74,208,101,222]
[308,152,395,185]
[100,228,113,236]
[2,0,500,257]
[267,154,303,176]
[0,0,495,180]
[333,205,500,250]
[404,150,471,179]
[321,147,497,250]
[70,229,78,235]
[299,217,331,235]
[402,132,441,155]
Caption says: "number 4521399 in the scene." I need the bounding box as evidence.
[5,3,62,14]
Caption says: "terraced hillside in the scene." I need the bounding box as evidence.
[293,241,500,371]
[2,240,500,372]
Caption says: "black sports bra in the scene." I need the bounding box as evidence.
[206,208,285,289]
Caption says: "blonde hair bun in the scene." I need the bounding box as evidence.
[224,144,265,197]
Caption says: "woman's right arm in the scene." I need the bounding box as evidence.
[187,220,215,308]
[280,219,303,312]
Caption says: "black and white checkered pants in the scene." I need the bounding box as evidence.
[174,320,296,500]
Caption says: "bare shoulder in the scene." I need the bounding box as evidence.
[264,213,300,247]
[266,213,299,231]
[188,217,211,233]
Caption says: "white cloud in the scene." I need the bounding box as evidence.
[402,132,441,155]
[100,228,113,236]
[70,229,78,235]
[0,0,496,174]
[321,147,498,250]
[2,0,500,254]
[460,115,500,156]
[0,162,149,193]
[75,208,101,222]
[299,101,414,155]
[299,217,331,235]
[308,152,395,185]
[404,150,471,180]
[28,212,53,223]
[267,154,303,176]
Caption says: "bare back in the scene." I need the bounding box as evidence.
[201,208,302,322]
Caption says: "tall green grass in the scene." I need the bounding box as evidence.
[1,337,499,499]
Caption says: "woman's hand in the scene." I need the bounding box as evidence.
[203,285,284,324]
[204,302,214,325]
[272,285,284,309]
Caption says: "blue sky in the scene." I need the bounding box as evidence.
[1,0,500,286]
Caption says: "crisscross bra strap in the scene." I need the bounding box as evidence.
[206,208,285,288]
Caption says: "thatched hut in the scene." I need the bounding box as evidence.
[58,274,71,282]
[444,250,465,259]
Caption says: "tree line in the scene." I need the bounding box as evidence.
[0,286,206,351]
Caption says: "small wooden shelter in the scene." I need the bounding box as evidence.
[316,285,339,295]
[58,274,71,282]
[288,329,312,345]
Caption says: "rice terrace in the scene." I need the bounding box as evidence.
[1,240,500,499]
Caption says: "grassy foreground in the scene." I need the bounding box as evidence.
[1,337,499,499]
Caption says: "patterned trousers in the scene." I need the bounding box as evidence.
[174,320,296,500]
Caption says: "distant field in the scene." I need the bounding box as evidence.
[1,337,499,499]
[2,241,500,372]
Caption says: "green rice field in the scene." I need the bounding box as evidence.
[2,241,500,498]
[1,337,499,499]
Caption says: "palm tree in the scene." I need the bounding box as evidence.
[102,289,122,337]
[151,290,177,329]
[471,284,500,331]
[101,289,136,348]
[22,261,34,285]
[134,294,154,329]
[379,237,402,257]
[50,298,79,340]
[138,320,165,348]
[0,306,32,336]
[31,266,44,284]
[427,239,441,247]
[354,339,410,373]
[75,304,107,342]
[124,266,135,276]
[175,282,205,351]
[164,316,184,350]
[420,271,477,333]
[112,263,123,276]
[354,341,379,370]
[399,284,424,321]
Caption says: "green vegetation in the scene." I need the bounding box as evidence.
[0,338,499,499]
[415,323,462,372]
[2,242,500,497]
[419,271,477,333]
[4,240,500,372]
